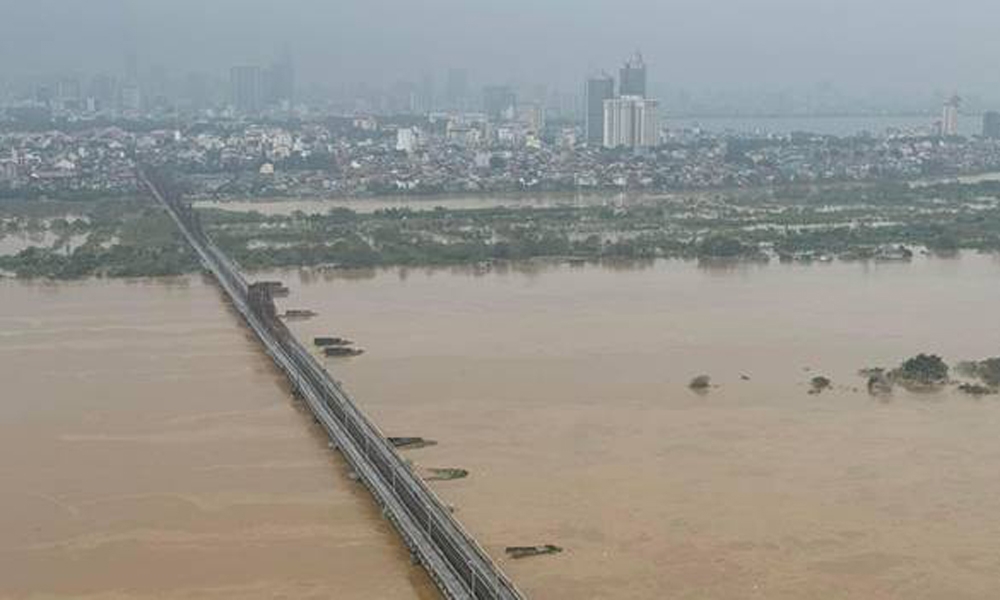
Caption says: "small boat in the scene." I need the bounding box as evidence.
[314,336,353,347]
[388,437,437,450]
[324,346,364,358]
[283,309,317,319]
[505,545,563,559]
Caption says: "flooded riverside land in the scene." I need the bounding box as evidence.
[278,254,1000,599]
[3,254,1000,599]
[0,278,436,600]
[191,191,641,216]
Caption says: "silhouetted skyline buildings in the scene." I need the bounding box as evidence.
[585,74,615,145]
[4,45,998,130]
[619,52,647,98]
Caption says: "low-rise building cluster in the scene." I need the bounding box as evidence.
[6,114,1000,200]
[0,128,137,198]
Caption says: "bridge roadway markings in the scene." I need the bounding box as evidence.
[140,171,524,600]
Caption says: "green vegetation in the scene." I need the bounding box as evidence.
[697,235,753,258]
[200,180,1000,271]
[3,178,1000,279]
[956,358,1000,387]
[895,354,950,385]
[975,358,1000,386]
[862,355,1000,396]
[865,370,893,395]
[810,376,832,394]
[958,383,997,396]
[689,375,712,390]
[0,199,197,279]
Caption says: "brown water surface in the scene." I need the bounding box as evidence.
[0,277,436,600]
[278,254,1000,600]
[5,254,1000,599]
[192,191,655,216]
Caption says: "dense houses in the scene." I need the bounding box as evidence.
[0,128,137,198]
[5,113,1000,201]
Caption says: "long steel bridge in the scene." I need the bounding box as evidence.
[140,169,525,600]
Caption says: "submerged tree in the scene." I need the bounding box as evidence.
[809,376,832,394]
[896,354,949,385]
[689,375,712,390]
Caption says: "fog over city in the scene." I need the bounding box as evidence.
[4,0,1000,107]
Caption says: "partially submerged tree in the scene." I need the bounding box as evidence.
[809,376,832,394]
[895,354,949,385]
[955,357,1000,388]
[689,375,712,390]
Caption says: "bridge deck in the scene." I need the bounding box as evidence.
[141,171,525,600]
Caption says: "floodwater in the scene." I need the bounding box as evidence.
[0,232,88,257]
[0,277,436,600]
[911,171,1000,188]
[276,254,1000,600]
[192,192,647,216]
[5,255,1000,600]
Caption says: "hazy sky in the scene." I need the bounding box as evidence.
[1,0,998,97]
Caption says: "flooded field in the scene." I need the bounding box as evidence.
[278,254,1000,599]
[0,278,435,600]
[193,191,652,216]
[0,232,89,257]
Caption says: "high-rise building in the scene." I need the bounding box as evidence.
[619,52,647,97]
[56,77,82,108]
[264,47,295,109]
[585,74,615,146]
[418,72,435,114]
[983,111,1000,138]
[446,68,469,108]
[396,127,422,153]
[88,74,117,112]
[146,64,173,110]
[119,82,142,113]
[183,72,212,111]
[483,85,516,121]
[603,96,659,149]
[517,102,545,133]
[388,80,419,114]
[231,66,264,114]
[941,95,961,136]
[547,90,581,121]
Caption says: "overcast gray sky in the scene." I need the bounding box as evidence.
[1,0,997,98]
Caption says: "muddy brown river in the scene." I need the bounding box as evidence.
[3,254,1000,599]
[0,278,436,599]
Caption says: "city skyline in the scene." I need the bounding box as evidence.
[1,52,992,121]
[4,0,1000,106]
